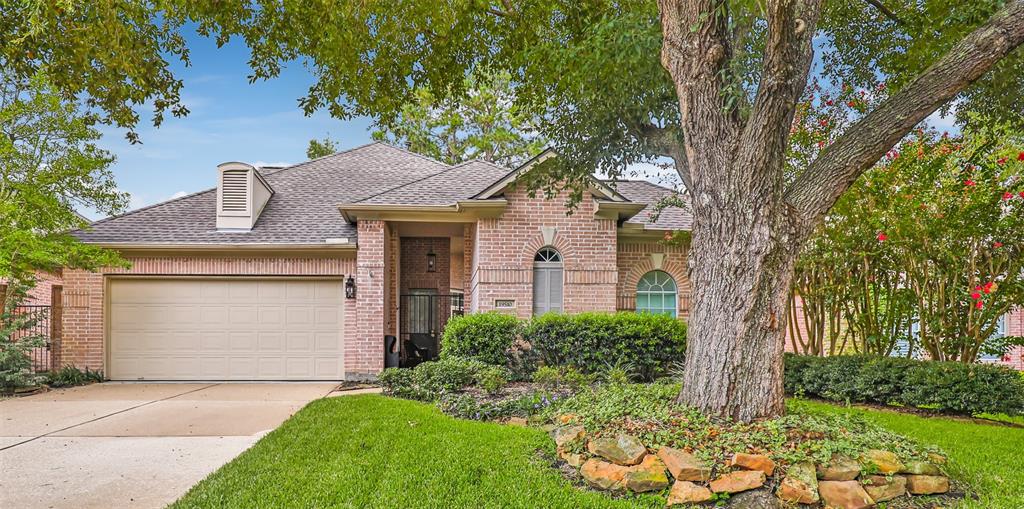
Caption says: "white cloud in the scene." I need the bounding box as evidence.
[169,191,189,200]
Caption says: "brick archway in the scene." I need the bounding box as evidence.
[621,254,691,316]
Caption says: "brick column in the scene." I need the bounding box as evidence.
[353,219,386,379]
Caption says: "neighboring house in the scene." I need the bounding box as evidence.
[59,143,693,381]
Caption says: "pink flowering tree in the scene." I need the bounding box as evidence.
[791,102,1024,361]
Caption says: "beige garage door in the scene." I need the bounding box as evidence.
[108,278,344,380]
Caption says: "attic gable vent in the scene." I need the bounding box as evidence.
[216,162,275,231]
[220,169,249,212]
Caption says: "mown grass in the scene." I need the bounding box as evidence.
[170,395,662,509]
[794,399,1024,509]
[173,394,1023,509]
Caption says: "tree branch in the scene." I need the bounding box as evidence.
[736,0,822,196]
[863,0,905,26]
[785,0,1024,226]
[636,122,693,190]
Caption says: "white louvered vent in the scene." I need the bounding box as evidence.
[220,169,249,213]
[216,162,274,231]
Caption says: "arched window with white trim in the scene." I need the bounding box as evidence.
[533,247,563,315]
[636,270,677,318]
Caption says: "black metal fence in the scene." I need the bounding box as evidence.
[399,293,465,366]
[8,305,56,373]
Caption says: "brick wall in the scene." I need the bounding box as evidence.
[1,271,62,305]
[355,220,387,378]
[61,254,358,375]
[1000,307,1024,370]
[471,187,618,318]
[615,241,691,317]
[399,237,451,295]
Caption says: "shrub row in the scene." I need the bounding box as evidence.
[378,356,509,401]
[784,353,1024,416]
[440,311,687,382]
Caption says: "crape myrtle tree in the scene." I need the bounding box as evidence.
[6,1,1024,421]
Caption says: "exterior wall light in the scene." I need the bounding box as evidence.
[426,249,437,273]
[345,275,356,299]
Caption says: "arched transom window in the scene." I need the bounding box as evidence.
[533,247,563,315]
[636,270,677,318]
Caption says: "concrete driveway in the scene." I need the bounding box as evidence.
[0,382,338,509]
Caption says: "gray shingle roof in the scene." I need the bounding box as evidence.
[74,143,449,245]
[74,144,692,246]
[605,180,693,231]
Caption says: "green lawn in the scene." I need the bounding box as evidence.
[170,395,663,509]
[794,400,1024,509]
[172,395,1024,509]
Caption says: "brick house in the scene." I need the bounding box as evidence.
[47,143,1024,380]
[57,143,692,381]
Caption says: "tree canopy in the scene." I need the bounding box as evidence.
[0,72,128,307]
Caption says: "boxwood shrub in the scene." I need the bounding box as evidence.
[525,312,687,382]
[784,353,1024,416]
[439,312,523,365]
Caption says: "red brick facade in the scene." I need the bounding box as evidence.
[52,191,1024,378]
[470,187,619,318]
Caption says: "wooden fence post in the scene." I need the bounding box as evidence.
[50,285,63,371]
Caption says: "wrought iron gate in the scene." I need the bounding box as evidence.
[399,292,464,366]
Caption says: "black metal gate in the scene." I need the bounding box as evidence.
[399,293,464,367]
[8,305,55,372]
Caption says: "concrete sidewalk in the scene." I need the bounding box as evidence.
[0,382,337,509]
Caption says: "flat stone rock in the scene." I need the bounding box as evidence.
[587,434,647,466]
[861,449,904,475]
[667,480,713,506]
[777,461,819,504]
[927,452,947,465]
[906,474,949,495]
[731,452,776,476]
[624,454,669,492]
[580,458,630,491]
[818,480,875,509]
[657,446,712,481]
[558,449,584,468]
[552,425,586,449]
[817,454,861,481]
[901,460,942,476]
[710,470,766,494]
[557,413,578,425]
[505,417,528,427]
[863,474,907,502]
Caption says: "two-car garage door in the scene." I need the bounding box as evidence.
[108,278,344,381]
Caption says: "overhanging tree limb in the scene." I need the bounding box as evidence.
[785,0,1024,225]
[636,122,693,190]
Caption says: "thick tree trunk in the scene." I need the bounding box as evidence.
[679,184,800,421]
[655,0,1024,423]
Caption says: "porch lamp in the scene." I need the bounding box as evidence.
[344,276,356,299]
[426,245,437,272]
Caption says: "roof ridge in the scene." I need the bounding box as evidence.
[349,163,465,204]
[371,141,451,167]
[449,158,510,171]
[257,141,386,177]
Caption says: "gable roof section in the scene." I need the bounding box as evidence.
[73,143,693,247]
[472,148,629,203]
[74,143,448,246]
[608,180,693,231]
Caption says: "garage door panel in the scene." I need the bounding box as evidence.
[109,279,344,381]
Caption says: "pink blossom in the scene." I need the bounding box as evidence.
[877,232,887,242]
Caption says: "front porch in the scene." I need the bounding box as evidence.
[379,222,472,368]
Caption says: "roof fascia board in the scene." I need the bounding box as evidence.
[474,148,628,202]
[337,199,508,223]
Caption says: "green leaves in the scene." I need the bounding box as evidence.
[1,72,128,294]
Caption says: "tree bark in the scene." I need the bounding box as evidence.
[657,0,1024,422]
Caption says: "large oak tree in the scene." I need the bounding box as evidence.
[6,1,1023,421]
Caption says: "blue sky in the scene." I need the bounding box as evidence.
[92,30,376,218]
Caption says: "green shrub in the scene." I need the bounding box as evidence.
[379,357,489,401]
[46,365,104,388]
[440,312,522,365]
[475,365,511,395]
[532,366,560,388]
[784,353,1024,416]
[524,312,687,381]
[0,306,47,392]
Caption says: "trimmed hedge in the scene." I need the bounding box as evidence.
[440,312,522,365]
[525,312,687,382]
[784,353,1024,416]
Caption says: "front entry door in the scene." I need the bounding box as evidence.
[403,289,438,365]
